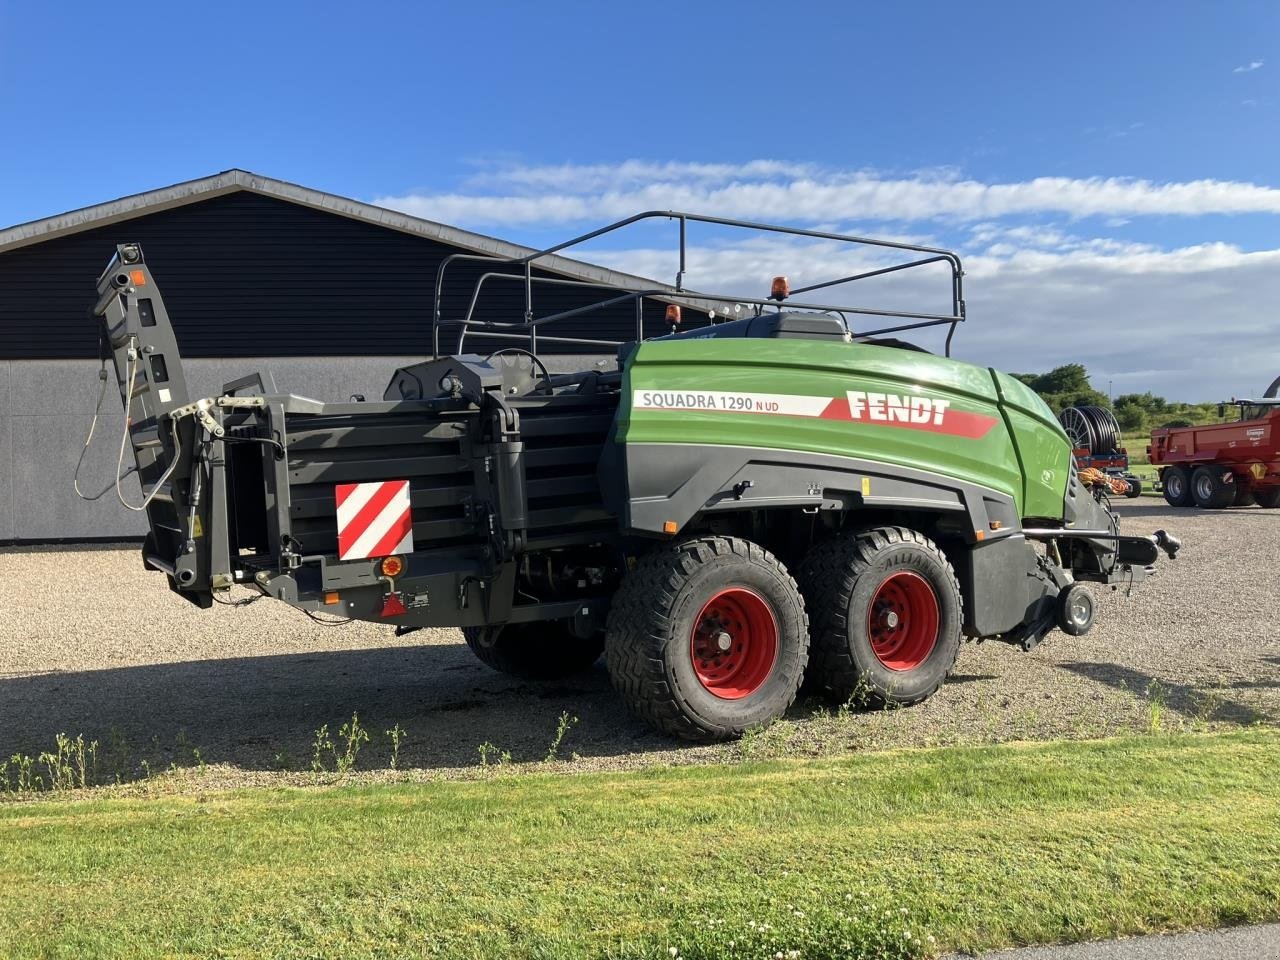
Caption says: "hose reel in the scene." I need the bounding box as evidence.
[1059,405,1121,454]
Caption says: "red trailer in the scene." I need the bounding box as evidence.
[1149,395,1280,509]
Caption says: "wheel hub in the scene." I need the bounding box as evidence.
[867,571,940,672]
[690,587,779,700]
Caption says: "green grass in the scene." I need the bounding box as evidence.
[1,730,1278,959]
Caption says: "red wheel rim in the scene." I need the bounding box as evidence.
[689,587,779,700]
[867,571,939,671]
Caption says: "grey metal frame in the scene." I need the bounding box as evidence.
[432,210,966,358]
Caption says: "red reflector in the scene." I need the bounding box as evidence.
[379,591,407,618]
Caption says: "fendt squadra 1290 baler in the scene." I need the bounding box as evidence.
[90,212,1179,741]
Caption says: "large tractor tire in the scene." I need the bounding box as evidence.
[1191,465,1235,509]
[463,621,603,680]
[1254,487,1280,509]
[798,526,962,708]
[604,536,809,742]
[1161,466,1193,507]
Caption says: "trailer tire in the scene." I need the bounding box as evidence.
[1162,466,1193,507]
[604,536,809,742]
[462,622,603,680]
[1254,488,1280,509]
[1234,485,1256,507]
[798,526,962,708]
[1125,477,1143,498]
[1191,465,1235,509]
[1055,583,1095,636]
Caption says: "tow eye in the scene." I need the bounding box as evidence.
[1153,530,1181,560]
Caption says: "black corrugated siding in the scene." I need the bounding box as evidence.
[0,191,705,359]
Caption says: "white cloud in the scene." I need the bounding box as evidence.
[371,160,1280,400]
[376,162,1280,227]
[574,236,1280,401]
[1234,59,1265,73]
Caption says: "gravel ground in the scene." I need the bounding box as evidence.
[1,500,1277,788]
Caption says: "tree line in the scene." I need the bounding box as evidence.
[1012,364,1221,433]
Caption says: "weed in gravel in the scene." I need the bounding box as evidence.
[335,714,369,774]
[544,712,578,763]
[385,724,406,770]
[39,733,97,790]
[310,714,369,775]
[477,741,512,767]
[1190,686,1226,730]
[2,735,99,793]
[738,720,798,761]
[4,754,39,792]
[737,723,768,761]
[311,724,334,773]
[1145,680,1169,733]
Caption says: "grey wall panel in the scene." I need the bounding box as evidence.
[0,361,11,541]
[8,358,113,415]
[2,355,601,541]
[11,413,148,540]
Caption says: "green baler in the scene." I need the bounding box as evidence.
[91,212,1178,741]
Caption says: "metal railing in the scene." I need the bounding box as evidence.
[431,210,966,358]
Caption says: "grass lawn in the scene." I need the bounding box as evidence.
[1,730,1277,960]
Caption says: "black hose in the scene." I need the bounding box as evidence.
[1060,405,1120,454]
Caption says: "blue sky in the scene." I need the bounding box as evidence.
[2,1,1277,399]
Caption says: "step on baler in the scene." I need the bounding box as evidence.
[89,213,1180,741]
[1150,381,1280,509]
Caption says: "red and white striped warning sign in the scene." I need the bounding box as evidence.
[335,480,414,561]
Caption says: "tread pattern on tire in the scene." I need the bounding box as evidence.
[1253,487,1280,509]
[1191,464,1235,509]
[1162,466,1192,507]
[604,536,808,742]
[798,525,962,707]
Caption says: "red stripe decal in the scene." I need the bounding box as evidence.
[818,395,997,438]
[337,481,402,558]
[335,482,357,508]
[366,499,414,558]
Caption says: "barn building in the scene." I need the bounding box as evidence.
[0,170,708,541]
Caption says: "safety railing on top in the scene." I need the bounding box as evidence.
[430,211,966,358]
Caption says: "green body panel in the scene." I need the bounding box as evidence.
[618,338,1070,520]
[989,370,1074,518]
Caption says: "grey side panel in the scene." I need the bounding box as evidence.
[955,534,1058,637]
[620,442,1019,542]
